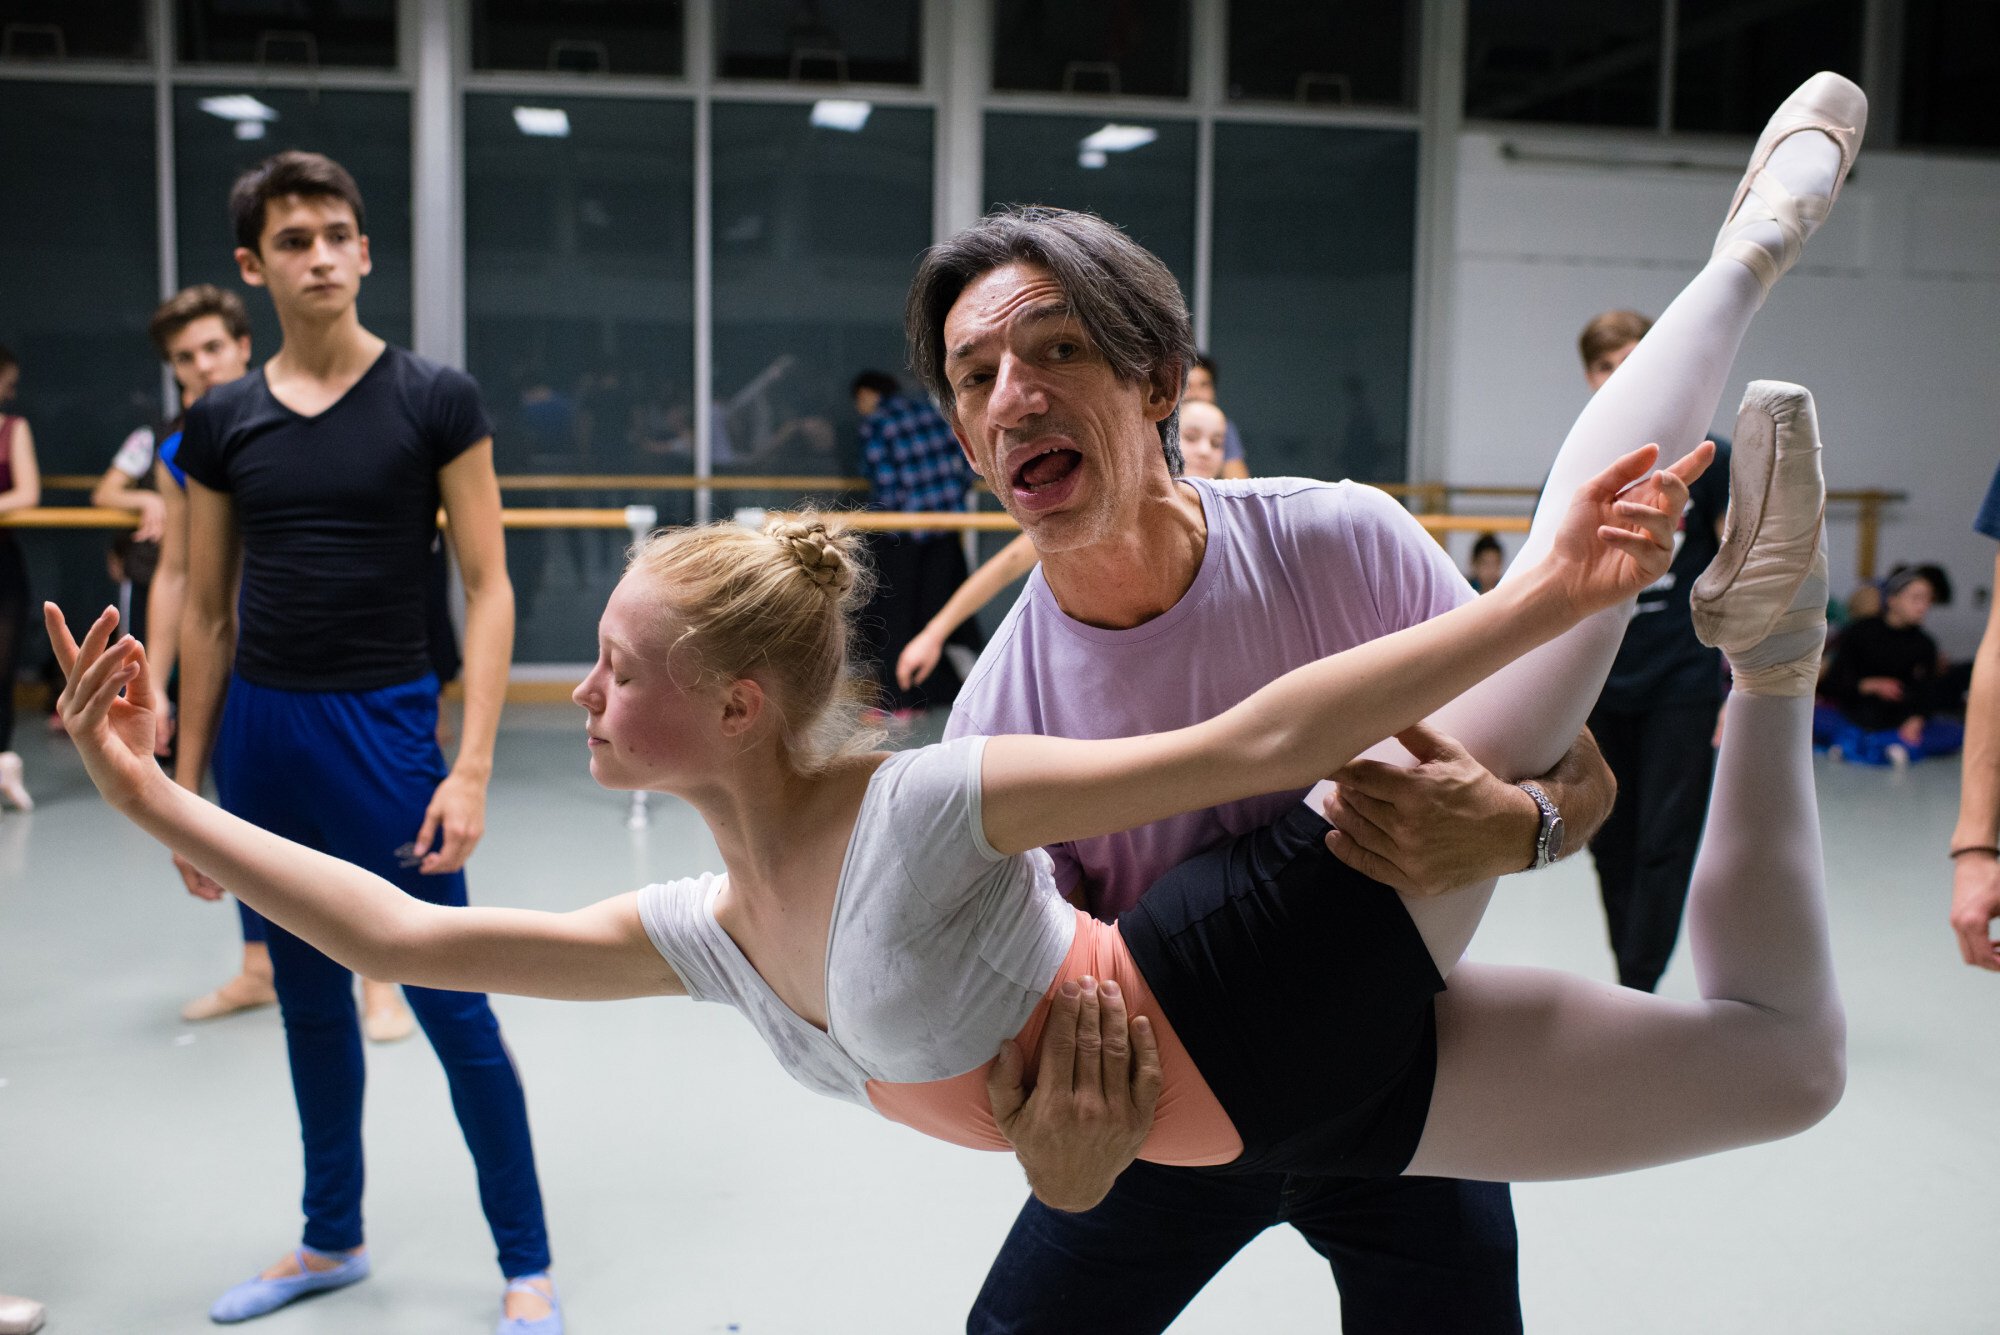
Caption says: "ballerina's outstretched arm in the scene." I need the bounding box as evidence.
[45,602,681,1003]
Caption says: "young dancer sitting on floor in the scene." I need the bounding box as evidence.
[52,68,1858,1296]
[1817,564,1962,766]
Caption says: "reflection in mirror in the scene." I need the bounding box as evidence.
[466,94,697,662]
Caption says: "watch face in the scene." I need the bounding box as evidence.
[1547,815,1565,861]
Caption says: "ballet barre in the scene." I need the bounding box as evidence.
[40,473,873,493]
[4,485,1907,579]
[1379,482,1906,580]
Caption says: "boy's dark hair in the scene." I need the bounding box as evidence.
[229,150,367,253]
[149,285,252,359]
[1885,563,1954,606]
[1578,309,1653,369]
[1194,352,1219,382]
[0,344,15,374]
[907,206,1195,474]
[1471,531,1503,560]
[851,370,901,399]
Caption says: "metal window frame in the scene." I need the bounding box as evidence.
[0,0,1919,570]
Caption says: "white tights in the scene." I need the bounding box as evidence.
[1384,248,1845,1180]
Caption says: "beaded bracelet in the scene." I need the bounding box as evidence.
[1949,845,2000,860]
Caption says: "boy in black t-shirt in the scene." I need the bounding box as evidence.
[173,152,559,1330]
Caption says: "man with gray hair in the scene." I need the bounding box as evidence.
[924,206,1614,1333]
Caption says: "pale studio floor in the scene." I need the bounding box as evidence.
[1,703,1992,1334]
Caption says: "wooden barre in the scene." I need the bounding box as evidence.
[1378,481,1907,504]
[0,506,1529,538]
[0,507,640,531]
[760,510,1536,537]
[8,485,1906,576]
[494,474,872,491]
[0,507,141,527]
[45,473,1903,504]
[40,472,874,493]
[763,510,1025,533]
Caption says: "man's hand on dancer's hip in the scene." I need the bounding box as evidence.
[988,975,1163,1212]
[1322,723,1543,895]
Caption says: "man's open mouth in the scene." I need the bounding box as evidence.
[1011,447,1082,494]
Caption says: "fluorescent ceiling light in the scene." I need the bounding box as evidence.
[198,94,279,124]
[810,99,872,132]
[1077,148,1108,169]
[1079,123,1157,154]
[512,106,571,138]
[234,121,267,141]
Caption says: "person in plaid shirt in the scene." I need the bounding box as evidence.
[852,370,983,716]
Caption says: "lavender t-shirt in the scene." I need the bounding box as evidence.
[945,476,1472,919]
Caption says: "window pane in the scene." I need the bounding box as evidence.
[710,101,932,484]
[465,93,696,661]
[177,0,397,68]
[0,82,159,639]
[993,0,1189,99]
[1673,0,1862,134]
[1901,0,2000,151]
[1465,0,1662,127]
[1209,124,1417,484]
[1227,0,1416,109]
[471,0,685,77]
[982,111,1196,297]
[174,87,413,352]
[0,82,159,471]
[718,0,920,84]
[0,1,147,62]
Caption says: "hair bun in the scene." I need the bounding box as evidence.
[768,518,854,594]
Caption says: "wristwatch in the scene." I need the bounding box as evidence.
[1518,781,1564,870]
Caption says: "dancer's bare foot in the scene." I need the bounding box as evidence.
[259,1247,360,1280]
[181,971,278,1021]
[503,1273,556,1321]
[361,978,416,1043]
[182,941,276,1021]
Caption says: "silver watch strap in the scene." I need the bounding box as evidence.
[1518,780,1558,870]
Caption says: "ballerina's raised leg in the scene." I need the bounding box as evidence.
[1413,379,1843,1178]
[1363,71,1864,1178]
[1353,70,1866,974]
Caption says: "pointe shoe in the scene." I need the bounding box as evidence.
[1691,381,1828,696]
[497,1273,564,1335]
[0,1292,46,1335]
[0,753,31,812]
[210,1248,370,1323]
[1714,71,1868,291]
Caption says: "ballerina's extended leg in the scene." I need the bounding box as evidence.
[1406,380,1842,1180]
[1364,72,1865,972]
